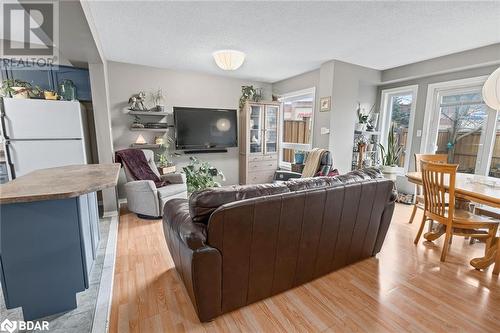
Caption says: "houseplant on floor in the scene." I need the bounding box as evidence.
[379,122,404,180]
[182,156,225,193]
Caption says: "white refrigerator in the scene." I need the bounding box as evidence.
[1,98,89,178]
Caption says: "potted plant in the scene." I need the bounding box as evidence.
[294,150,306,164]
[378,122,404,179]
[156,136,175,174]
[239,85,256,110]
[355,102,370,131]
[151,88,165,111]
[182,156,225,193]
[1,79,41,99]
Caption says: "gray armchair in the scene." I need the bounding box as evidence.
[123,150,187,218]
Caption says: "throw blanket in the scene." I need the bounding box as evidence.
[115,149,169,188]
[301,148,327,178]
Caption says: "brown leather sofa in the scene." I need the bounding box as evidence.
[162,168,396,322]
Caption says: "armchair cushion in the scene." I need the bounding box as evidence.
[189,183,290,224]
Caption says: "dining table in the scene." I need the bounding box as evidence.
[406,171,500,274]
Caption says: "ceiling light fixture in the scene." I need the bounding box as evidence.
[212,49,245,71]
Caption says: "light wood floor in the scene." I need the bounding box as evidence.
[109,204,500,332]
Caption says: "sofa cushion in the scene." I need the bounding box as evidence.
[189,183,290,224]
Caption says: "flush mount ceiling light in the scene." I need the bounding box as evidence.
[212,49,245,71]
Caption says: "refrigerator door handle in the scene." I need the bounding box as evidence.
[4,140,15,179]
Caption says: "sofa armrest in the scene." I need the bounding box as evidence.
[274,170,302,181]
[161,173,186,184]
[162,199,222,321]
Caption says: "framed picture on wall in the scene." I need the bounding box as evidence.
[320,96,331,112]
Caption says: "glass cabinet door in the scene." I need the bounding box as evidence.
[265,105,278,154]
[249,105,263,154]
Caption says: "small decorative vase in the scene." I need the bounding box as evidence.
[59,79,77,101]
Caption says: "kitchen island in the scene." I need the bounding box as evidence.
[0,164,120,320]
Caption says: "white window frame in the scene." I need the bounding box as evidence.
[421,76,498,176]
[379,85,419,172]
[278,87,316,170]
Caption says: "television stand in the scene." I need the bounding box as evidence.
[184,149,228,154]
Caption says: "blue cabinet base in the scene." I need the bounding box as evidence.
[0,195,98,320]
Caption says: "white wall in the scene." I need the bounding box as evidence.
[106,61,271,198]
[272,61,381,174]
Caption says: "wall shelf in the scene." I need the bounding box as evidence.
[127,110,170,116]
[130,144,162,149]
[130,127,169,132]
[354,130,381,135]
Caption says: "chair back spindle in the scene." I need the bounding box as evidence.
[420,161,458,226]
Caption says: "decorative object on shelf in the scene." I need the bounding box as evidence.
[131,115,145,129]
[182,156,225,193]
[294,150,306,164]
[58,79,77,101]
[272,94,280,102]
[355,102,371,131]
[379,122,404,179]
[367,110,379,131]
[135,134,147,145]
[43,90,58,100]
[320,96,331,112]
[362,157,373,168]
[355,134,370,169]
[151,88,165,111]
[0,79,42,99]
[128,91,147,111]
[154,136,165,145]
[239,85,257,110]
[213,49,245,71]
[253,88,263,102]
[156,135,175,174]
[367,139,375,152]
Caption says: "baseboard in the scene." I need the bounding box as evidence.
[91,215,119,333]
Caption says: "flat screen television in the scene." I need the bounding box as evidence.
[174,107,238,151]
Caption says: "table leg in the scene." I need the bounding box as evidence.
[470,237,498,272]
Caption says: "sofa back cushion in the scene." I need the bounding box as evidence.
[189,183,290,224]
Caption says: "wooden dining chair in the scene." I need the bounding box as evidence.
[408,154,448,224]
[413,161,499,262]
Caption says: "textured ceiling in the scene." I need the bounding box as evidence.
[87,1,500,82]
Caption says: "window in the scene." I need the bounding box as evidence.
[279,88,315,168]
[437,91,488,174]
[379,85,418,170]
[423,76,498,176]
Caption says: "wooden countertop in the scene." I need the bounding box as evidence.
[0,164,120,204]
